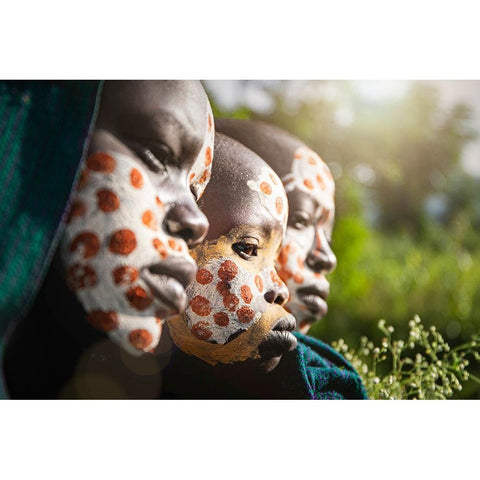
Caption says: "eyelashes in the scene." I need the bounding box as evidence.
[232,242,259,260]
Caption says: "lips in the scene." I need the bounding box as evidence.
[297,283,329,317]
[258,313,298,359]
[141,256,197,316]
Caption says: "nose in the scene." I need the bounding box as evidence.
[164,201,209,247]
[264,279,289,307]
[306,228,337,274]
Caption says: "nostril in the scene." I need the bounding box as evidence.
[264,289,288,306]
[264,291,276,304]
[274,296,285,305]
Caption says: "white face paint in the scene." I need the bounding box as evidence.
[189,103,215,201]
[277,146,335,331]
[184,165,289,345]
[247,165,288,235]
[61,151,195,356]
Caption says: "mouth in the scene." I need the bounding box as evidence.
[141,257,197,316]
[258,313,298,359]
[296,284,329,317]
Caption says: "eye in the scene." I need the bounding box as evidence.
[232,242,259,260]
[139,144,172,174]
[291,212,312,230]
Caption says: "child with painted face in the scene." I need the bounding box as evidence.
[4,81,215,398]
[217,119,336,334]
[163,133,366,399]
[165,132,298,390]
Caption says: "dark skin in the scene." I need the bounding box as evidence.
[166,134,296,382]
[3,81,213,398]
[217,119,337,329]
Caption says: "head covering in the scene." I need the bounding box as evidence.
[0,81,102,398]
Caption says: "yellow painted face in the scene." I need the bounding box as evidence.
[168,163,296,365]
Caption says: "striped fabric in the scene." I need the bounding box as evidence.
[0,81,101,398]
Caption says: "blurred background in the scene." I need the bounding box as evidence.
[204,80,480,398]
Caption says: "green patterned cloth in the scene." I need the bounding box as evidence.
[0,81,101,398]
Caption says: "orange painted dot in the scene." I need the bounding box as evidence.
[205,146,212,166]
[66,263,97,290]
[66,200,86,223]
[130,168,144,188]
[218,260,238,282]
[70,232,101,259]
[208,114,213,132]
[270,270,281,285]
[198,168,209,184]
[304,179,314,190]
[168,239,182,252]
[142,210,158,231]
[152,238,168,259]
[87,310,119,332]
[278,268,292,283]
[96,189,120,212]
[294,151,303,159]
[112,265,138,286]
[189,296,211,317]
[294,272,304,284]
[86,152,116,173]
[189,172,196,182]
[269,173,279,185]
[216,281,230,297]
[260,182,272,195]
[297,257,304,269]
[196,268,213,285]
[156,196,164,209]
[214,312,229,327]
[308,155,317,165]
[277,245,291,267]
[316,173,326,189]
[254,275,264,292]
[240,285,253,304]
[223,294,239,312]
[109,229,137,255]
[191,321,212,341]
[77,169,90,190]
[129,329,153,350]
[275,196,283,215]
[125,285,153,310]
[237,306,255,324]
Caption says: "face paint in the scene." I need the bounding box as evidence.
[183,229,287,346]
[277,146,335,331]
[61,151,196,356]
[189,103,215,201]
[247,165,288,235]
[282,146,335,211]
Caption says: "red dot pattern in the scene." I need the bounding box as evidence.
[223,293,239,312]
[66,200,86,223]
[125,285,153,310]
[240,285,252,304]
[275,196,283,214]
[86,152,116,173]
[237,306,255,324]
[112,265,138,286]
[152,238,168,259]
[205,146,212,166]
[189,296,211,316]
[142,210,158,231]
[260,182,272,195]
[87,310,119,332]
[109,229,137,255]
[196,268,213,285]
[66,263,97,290]
[255,275,264,292]
[70,232,101,259]
[130,168,143,189]
[214,312,229,326]
[191,321,212,340]
[218,260,238,282]
[96,189,120,212]
[129,329,153,350]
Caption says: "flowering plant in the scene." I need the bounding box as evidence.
[332,316,480,399]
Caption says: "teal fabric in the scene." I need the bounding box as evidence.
[264,332,368,399]
[0,81,102,398]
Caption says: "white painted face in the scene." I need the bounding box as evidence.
[183,165,289,345]
[277,146,336,332]
[61,151,198,356]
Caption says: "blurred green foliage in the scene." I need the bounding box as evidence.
[205,80,480,398]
